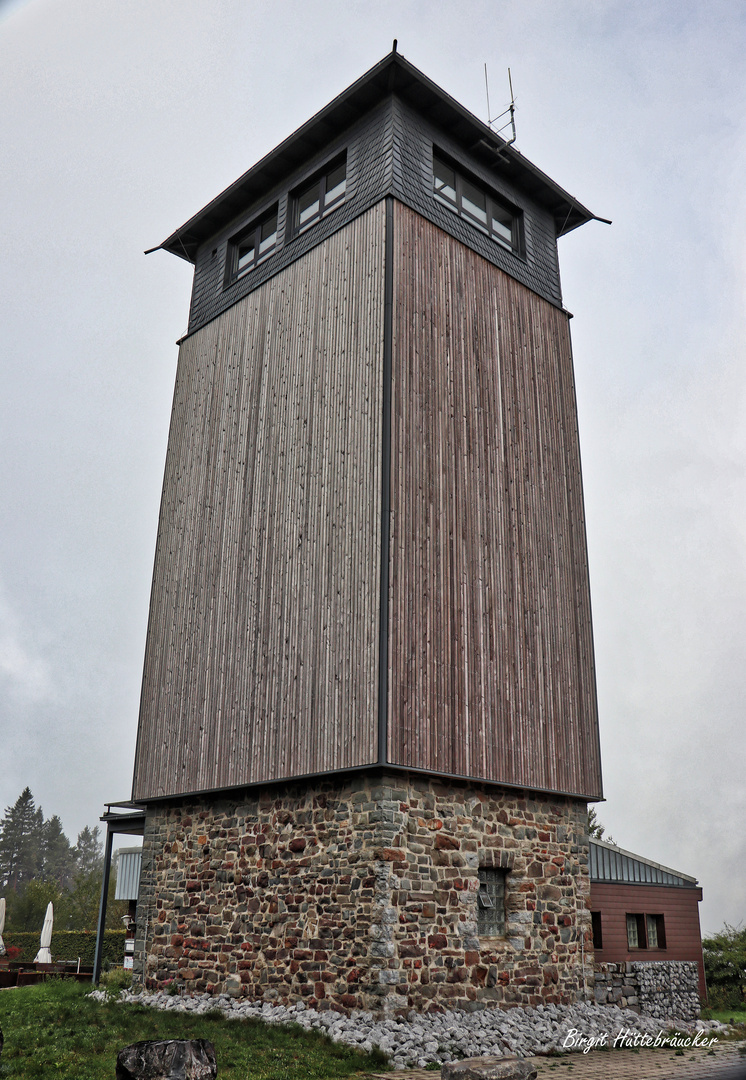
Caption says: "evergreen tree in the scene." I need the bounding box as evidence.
[0,791,123,933]
[0,788,44,891]
[73,826,104,876]
[587,807,615,844]
[63,826,113,930]
[41,815,75,889]
[6,877,62,932]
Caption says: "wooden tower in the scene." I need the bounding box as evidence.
[132,51,603,1013]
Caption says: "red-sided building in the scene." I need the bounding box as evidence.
[589,839,706,997]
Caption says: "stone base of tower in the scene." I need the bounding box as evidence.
[134,773,593,1013]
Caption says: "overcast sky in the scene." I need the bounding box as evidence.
[1,0,744,936]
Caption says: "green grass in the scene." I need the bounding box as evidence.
[701,1007,746,1025]
[699,1007,746,1044]
[0,981,391,1080]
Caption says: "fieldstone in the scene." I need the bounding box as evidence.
[115,1039,216,1080]
[441,1057,537,1080]
[135,776,591,1013]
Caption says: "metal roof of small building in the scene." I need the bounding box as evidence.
[157,49,601,263]
[589,838,698,888]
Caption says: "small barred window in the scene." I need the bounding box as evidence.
[477,867,506,937]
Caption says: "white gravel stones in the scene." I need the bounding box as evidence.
[88,989,726,1070]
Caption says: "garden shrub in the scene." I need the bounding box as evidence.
[3,929,126,966]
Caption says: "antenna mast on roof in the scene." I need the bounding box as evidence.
[484,64,517,146]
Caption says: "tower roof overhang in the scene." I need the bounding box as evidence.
[156,51,601,264]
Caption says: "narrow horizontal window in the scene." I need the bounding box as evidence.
[433,151,522,255]
[227,206,278,283]
[293,155,347,234]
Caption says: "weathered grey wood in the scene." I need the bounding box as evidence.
[133,205,386,800]
[134,196,601,803]
[387,203,602,799]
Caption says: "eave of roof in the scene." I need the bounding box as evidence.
[100,802,146,835]
[156,50,601,263]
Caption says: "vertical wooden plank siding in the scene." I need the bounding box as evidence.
[133,204,386,800]
[388,202,602,798]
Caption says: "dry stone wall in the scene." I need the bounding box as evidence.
[593,961,700,1021]
[134,772,592,1014]
[593,963,640,1010]
[633,960,700,1021]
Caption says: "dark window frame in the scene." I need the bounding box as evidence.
[432,150,523,256]
[291,153,347,236]
[477,867,507,938]
[591,911,603,950]
[225,204,279,286]
[626,912,667,950]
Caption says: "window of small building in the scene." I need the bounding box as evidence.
[626,913,647,949]
[432,152,522,255]
[646,914,666,949]
[293,155,347,234]
[226,205,279,283]
[591,911,603,949]
[477,867,506,937]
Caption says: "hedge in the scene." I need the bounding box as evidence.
[3,930,126,967]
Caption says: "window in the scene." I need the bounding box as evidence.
[591,911,603,950]
[477,867,506,937]
[433,152,521,254]
[293,156,346,234]
[626,913,644,949]
[646,914,658,948]
[227,206,278,282]
[626,912,666,949]
[647,914,666,949]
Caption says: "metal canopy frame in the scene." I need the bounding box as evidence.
[92,803,146,984]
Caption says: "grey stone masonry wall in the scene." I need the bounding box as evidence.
[593,963,640,1011]
[633,960,700,1021]
[594,961,700,1021]
[133,772,592,1015]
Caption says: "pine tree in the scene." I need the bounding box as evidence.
[0,788,44,891]
[6,877,62,932]
[41,815,75,889]
[73,826,104,876]
[587,806,615,845]
[64,825,108,930]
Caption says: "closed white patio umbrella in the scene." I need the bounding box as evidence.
[34,901,53,964]
[0,897,5,956]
